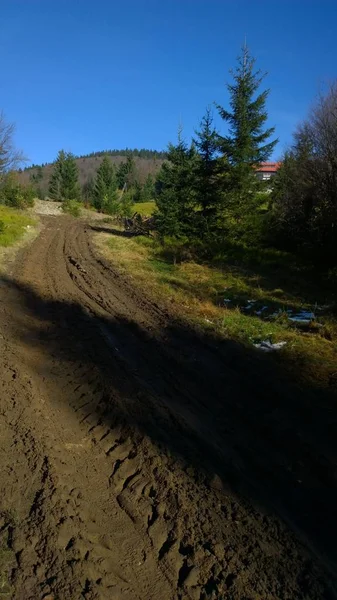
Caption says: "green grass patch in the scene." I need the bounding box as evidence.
[101,233,337,388]
[133,201,155,216]
[0,206,36,247]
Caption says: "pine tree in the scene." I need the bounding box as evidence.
[116,153,137,189]
[93,156,117,211]
[48,150,80,201]
[216,44,277,219]
[61,152,81,201]
[82,176,95,206]
[48,150,65,200]
[125,154,137,188]
[155,130,197,238]
[142,174,155,203]
[48,169,61,200]
[193,108,222,235]
[29,165,44,199]
[132,180,143,203]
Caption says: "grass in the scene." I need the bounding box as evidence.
[133,201,155,216]
[0,206,36,247]
[97,233,337,388]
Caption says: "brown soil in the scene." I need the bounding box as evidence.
[0,216,336,600]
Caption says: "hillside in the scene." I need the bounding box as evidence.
[18,151,166,198]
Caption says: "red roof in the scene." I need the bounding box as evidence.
[256,162,281,173]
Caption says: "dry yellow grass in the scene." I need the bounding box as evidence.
[0,206,39,273]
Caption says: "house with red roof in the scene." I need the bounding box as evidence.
[255,162,281,181]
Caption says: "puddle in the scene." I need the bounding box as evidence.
[221,295,323,327]
[254,340,287,352]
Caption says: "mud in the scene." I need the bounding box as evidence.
[0,216,336,599]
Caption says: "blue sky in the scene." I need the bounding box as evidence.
[2,0,336,165]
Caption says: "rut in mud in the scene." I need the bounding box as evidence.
[0,216,336,600]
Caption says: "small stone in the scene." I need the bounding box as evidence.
[210,474,224,491]
[213,543,224,560]
[185,566,200,587]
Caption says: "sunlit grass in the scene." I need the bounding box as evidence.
[132,201,155,216]
[0,206,36,247]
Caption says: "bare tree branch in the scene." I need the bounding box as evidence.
[0,111,26,176]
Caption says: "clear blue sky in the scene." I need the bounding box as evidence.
[2,0,336,165]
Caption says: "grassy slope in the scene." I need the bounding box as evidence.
[0,206,36,247]
[99,233,337,389]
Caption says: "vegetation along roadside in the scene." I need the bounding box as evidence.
[96,229,337,391]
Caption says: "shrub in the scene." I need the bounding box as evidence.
[62,199,82,217]
[117,190,134,218]
[102,192,120,216]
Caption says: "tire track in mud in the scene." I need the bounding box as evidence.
[0,216,335,599]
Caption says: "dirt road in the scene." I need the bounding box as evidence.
[0,216,336,599]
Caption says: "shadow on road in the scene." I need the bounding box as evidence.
[2,273,337,586]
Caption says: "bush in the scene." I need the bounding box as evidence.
[102,192,120,216]
[117,190,134,218]
[0,173,35,209]
[62,199,82,217]
[93,190,134,218]
[0,220,4,234]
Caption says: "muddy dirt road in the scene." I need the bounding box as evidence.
[0,216,336,599]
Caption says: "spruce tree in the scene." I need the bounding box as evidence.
[142,174,155,203]
[132,180,143,203]
[125,154,137,188]
[193,108,221,234]
[48,150,65,200]
[155,130,197,238]
[216,44,277,220]
[48,150,80,201]
[48,169,61,200]
[82,176,95,206]
[116,153,136,189]
[61,152,81,201]
[93,156,117,211]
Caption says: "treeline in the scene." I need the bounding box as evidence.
[20,151,163,203]
[22,162,49,171]
[76,148,167,160]
[44,151,155,216]
[22,148,166,172]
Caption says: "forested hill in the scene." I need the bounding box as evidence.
[18,149,166,199]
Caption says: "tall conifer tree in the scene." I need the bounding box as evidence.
[216,44,277,218]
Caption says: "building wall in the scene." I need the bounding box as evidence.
[256,171,277,181]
